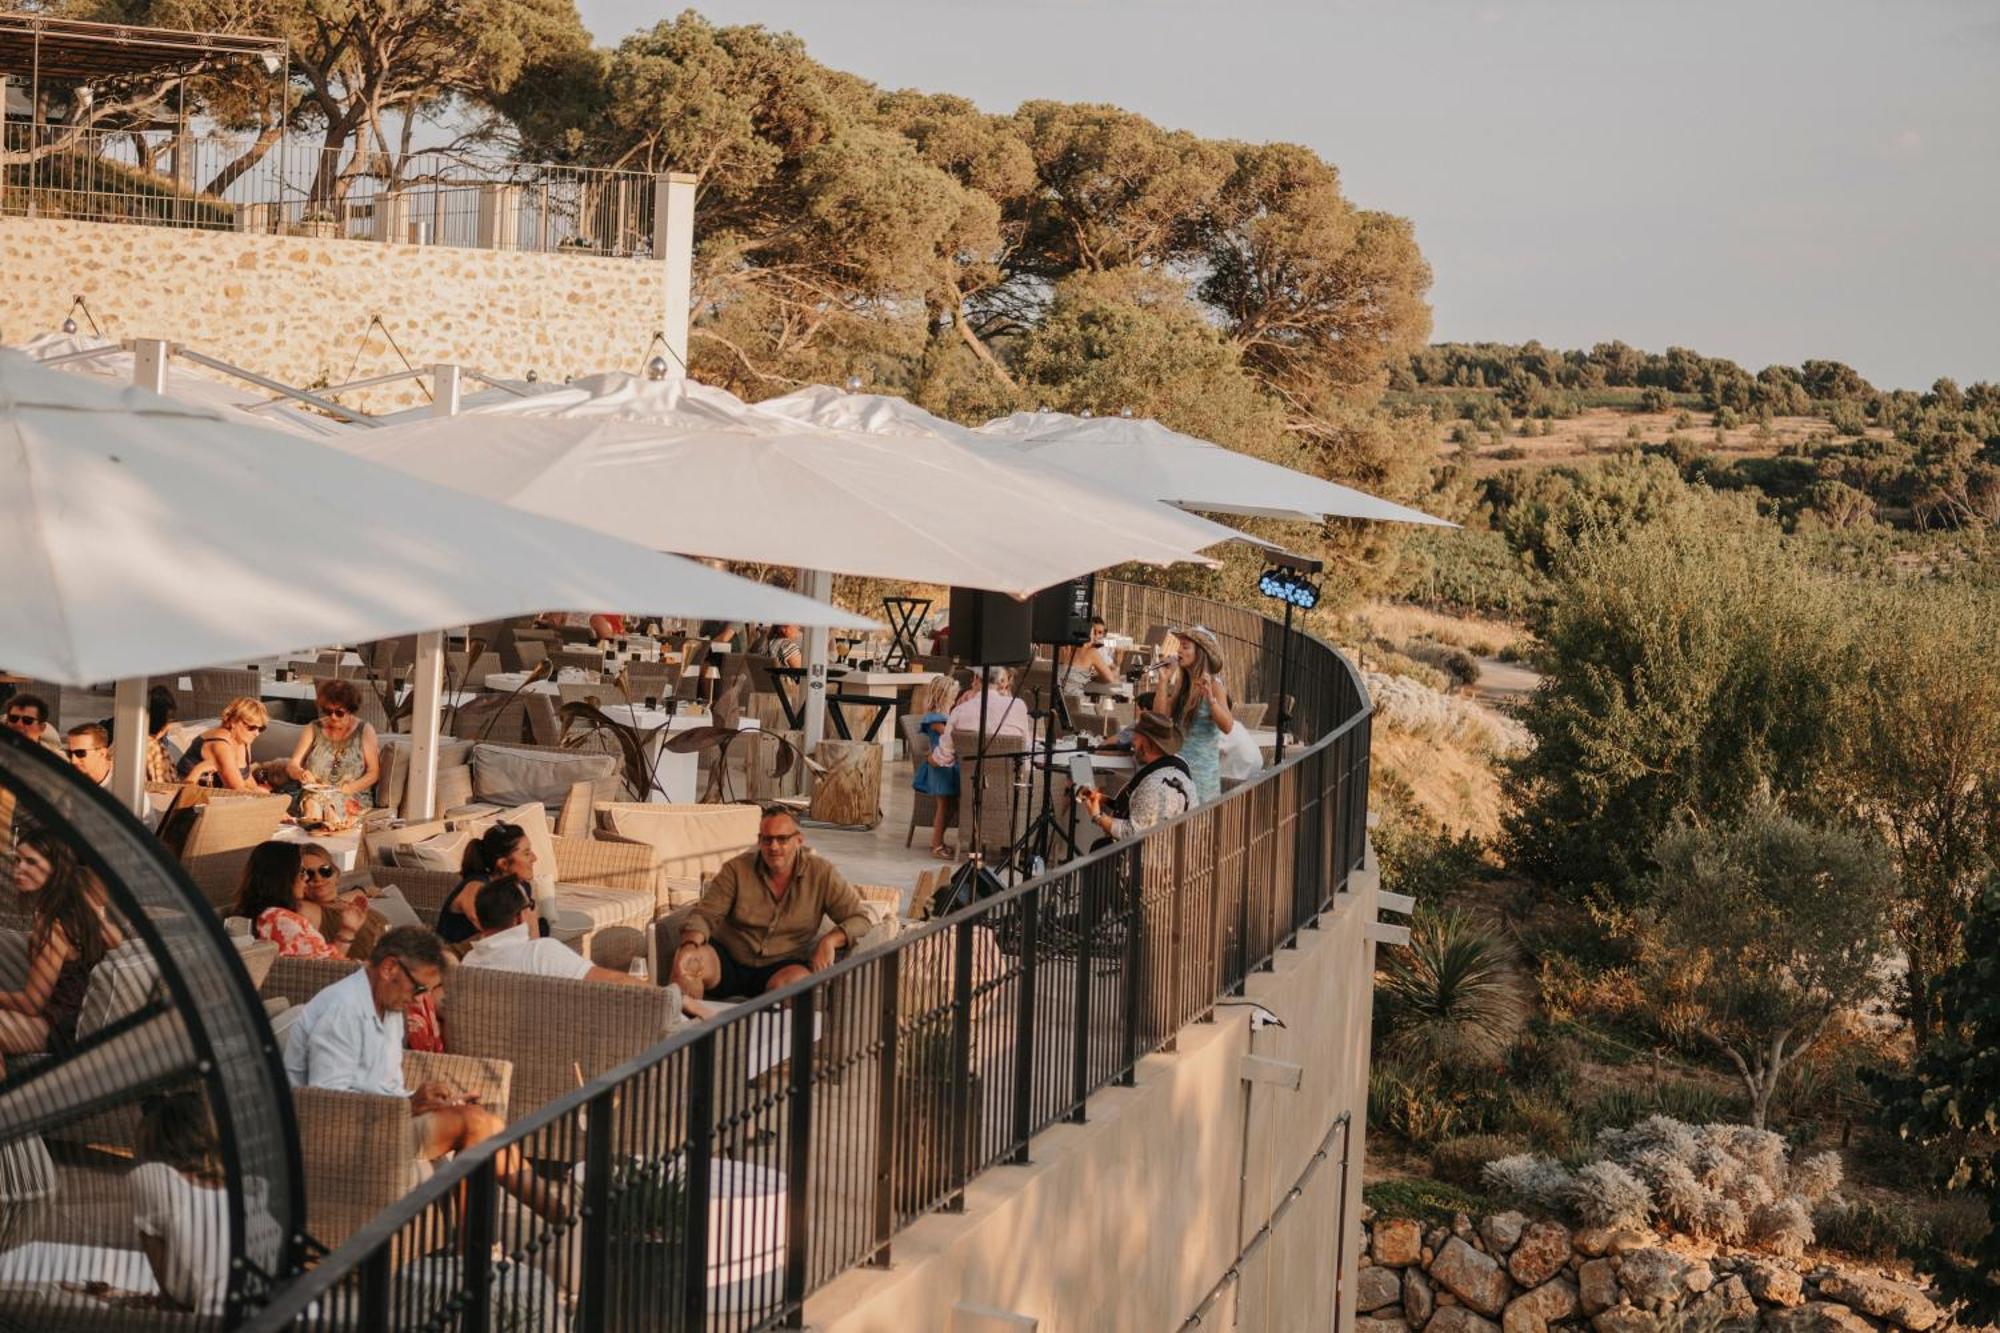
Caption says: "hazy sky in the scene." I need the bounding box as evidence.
[576,1,1999,390]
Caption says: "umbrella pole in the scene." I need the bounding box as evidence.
[110,677,147,816]
[800,568,833,782]
[406,365,464,821]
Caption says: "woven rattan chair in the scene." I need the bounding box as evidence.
[441,967,682,1122]
[953,726,1027,860]
[292,1050,512,1247]
[187,667,259,720]
[263,955,361,1009]
[172,792,290,910]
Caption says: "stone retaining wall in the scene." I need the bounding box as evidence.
[1356,1211,1962,1333]
[0,217,669,410]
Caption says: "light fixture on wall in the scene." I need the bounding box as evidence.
[644,355,670,381]
[1080,408,1094,419]
[524,369,539,383]
[61,318,77,335]
[844,374,863,393]
[1119,406,1134,418]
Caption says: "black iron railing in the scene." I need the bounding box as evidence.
[244,581,1371,1332]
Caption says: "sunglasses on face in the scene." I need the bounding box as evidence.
[391,957,433,997]
[318,707,350,721]
[303,865,338,881]
[65,748,102,760]
[5,714,38,728]
[242,723,267,734]
[756,833,799,846]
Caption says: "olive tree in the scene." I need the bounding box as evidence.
[1648,805,1895,1130]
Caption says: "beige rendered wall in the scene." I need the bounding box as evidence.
[0,217,667,409]
[808,854,1380,1333]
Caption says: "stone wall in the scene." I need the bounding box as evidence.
[1355,1212,1960,1333]
[0,217,669,410]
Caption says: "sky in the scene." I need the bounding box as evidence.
[574,1,2000,391]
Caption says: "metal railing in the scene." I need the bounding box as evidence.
[243,581,1372,1332]
[0,123,660,256]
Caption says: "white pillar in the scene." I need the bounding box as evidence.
[109,677,146,816]
[652,172,697,376]
[404,365,461,822]
[109,341,172,817]
[801,568,834,755]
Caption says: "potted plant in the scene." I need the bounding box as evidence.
[892,1024,981,1216]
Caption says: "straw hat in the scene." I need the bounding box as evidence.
[1175,624,1225,666]
[1132,710,1184,756]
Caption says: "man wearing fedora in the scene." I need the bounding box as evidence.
[1077,711,1196,847]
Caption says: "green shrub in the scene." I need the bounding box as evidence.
[1368,1064,1467,1147]
[1502,1087,1581,1155]
[1575,1081,1742,1139]
[1672,409,1695,429]
[1375,822,1490,909]
[1378,908,1523,1066]
[1430,1134,1528,1187]
[1506,1023,1585,1095]
[1406,640,1481,688]
[1365,1178,1492,1226]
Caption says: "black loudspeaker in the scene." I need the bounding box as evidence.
[1029,575,1095,646]
[948,586,1032,666]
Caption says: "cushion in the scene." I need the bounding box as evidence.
[361,819,449,867]
[392,829,471,875]
[78,940,163,1038]
[595,803,759,883]
[471,743,620,811]
[365,884,423,929]
[251,719,306,765]
[375,736,475,812]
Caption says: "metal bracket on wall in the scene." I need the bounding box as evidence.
[1239,1055,1305,1091]
[1366,920,1412,948]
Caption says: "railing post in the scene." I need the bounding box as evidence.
[871,949,899,1264]
[782,990,816,1326]
[358,1244,391,1329]
[682,1032,716,1332]
[1120,842,1144,1085]
[576,1087,614,1333]
[1010,883,1041,1162]
[475,183,520,250]
[460,1157,496,1333]
[947,918,976,1207]
[1070,869,1094,1122]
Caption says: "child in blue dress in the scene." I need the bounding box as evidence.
[910,674,967,858]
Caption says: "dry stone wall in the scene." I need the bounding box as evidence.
[0,217,668,410]
[1355,1211,1974,1333]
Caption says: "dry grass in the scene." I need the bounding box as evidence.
[1349,601,1532,657]
[1372,724,1510,842]
[1432,408,1890,478]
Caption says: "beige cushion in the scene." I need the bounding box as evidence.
[393,829,471,874]
[78,940,162,1038]
[251,719,306,765]
[361,819,449,867]
[471,743,620,810]
[375,736,475,812]
[595,803,758,883]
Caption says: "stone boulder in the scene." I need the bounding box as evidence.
[1375,1218,1423,1268]
[1432,1237,1514,1316]
[1502,1277,1579,1333]
[1685,1274,1758,1333]
[1357,1318,1410,1333]
[1478,1211,1527,1254]
[1818,1273,1942,1331]
[1428,1308,1501,1333]
[1763,1302,1877,1333]
[1506,1221,1571,1288]
[1741,1260,1806,1308]
[1616,1248,1685,1306]
[1358,1265,1403,1312]
[1577,1259,1619,1316]
[1591,1308,1658,1333]
[1405,1267,1436,1327]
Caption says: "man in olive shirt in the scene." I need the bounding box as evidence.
[669,806,871,1000]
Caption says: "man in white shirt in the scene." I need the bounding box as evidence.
[462,879,648,985]
[284,926,503,1161]
[63,723,113,788]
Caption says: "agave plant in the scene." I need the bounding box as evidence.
[1377,906,1523,1067]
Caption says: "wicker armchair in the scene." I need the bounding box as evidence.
[166,791,290,910]
[263,955,363,1009]
[292,1050,512,1248]
[441,966,682,1123]
[952,726,1027,860]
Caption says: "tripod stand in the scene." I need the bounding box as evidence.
[1000,696,1088,879]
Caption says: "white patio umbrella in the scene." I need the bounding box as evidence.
[13,332,352,439]
[759,384,1276,554]
[340,373,1230,596]
[0,351,873,811]
[978,409,1455,527]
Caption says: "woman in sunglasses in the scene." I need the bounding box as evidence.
[281,679,381,820]
[177,697,272,793]
[234,841,355,959]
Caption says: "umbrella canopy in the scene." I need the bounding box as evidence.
[0,351,872,686]
[759,384,1274,553]
[12,332,352,439]
[338,372,1232,598]
[978,410,1454,526]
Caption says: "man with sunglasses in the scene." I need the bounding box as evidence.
[3,694,63,755]
[284,926,502,1160]
[670,807,872,1002]
[62,723,114,788]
